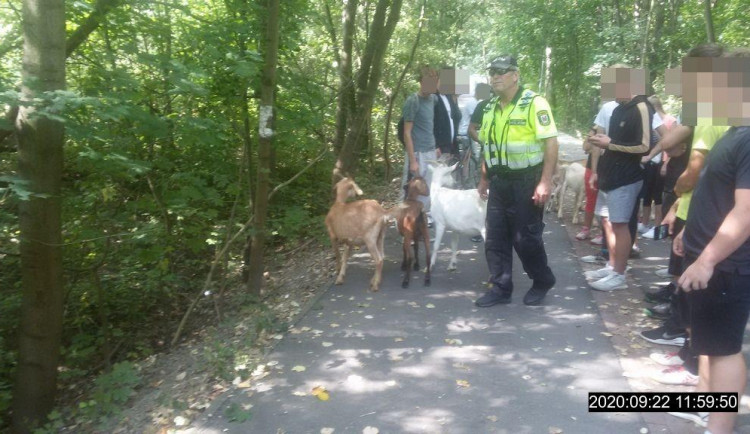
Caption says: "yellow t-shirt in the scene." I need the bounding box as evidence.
[675,125,731,220]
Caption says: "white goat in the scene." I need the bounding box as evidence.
[547,162,586,224]
[325,178,389,291]
[429,163,487,270]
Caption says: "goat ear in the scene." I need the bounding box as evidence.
[350,179,364,196]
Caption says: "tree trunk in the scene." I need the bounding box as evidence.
[703,0,715,43]
[12,0,66,432]
[334,0,403,179]
[247,0,280,295]
[333,0,357,156]
[382,0,425,181]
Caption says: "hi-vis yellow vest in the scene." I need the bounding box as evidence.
[479,88,558,171]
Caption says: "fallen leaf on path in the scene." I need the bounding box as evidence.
[601,332,613,337]
[486,415,498,422]
[394,337,404,342]
[321,428,335,434]
[291,365,306,372]
[362,427,379,434]
[444,338,463,346]
[176,372,187,381]
[292,391,307,396]
[312,386,330,401]
[549,426,563,433]
[322,342,333,347]
[456,380,470,388]
[425,303,436,309]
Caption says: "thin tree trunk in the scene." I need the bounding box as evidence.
[12,0,66,432]
[382,0,426,181]
[333,0,357,156]
[335,0,404,179]
[247,0,280,295]
[703,0,715,43]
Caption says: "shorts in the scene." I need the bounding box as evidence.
[685,259,750,356]
[641,162,664,206]
[584,168,598,214]
[595,180,643,223]
[667,217,686,276]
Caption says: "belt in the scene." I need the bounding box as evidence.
[489,164,542,179]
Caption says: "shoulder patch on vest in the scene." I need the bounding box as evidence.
[537,110,551,126]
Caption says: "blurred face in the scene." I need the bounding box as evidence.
[680,56,750,126]
[600,67,647,102]
[419,68,439,95]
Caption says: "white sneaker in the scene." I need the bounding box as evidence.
[641,227,656,239]
[667,411,708,427]
[651,366,699,386]
[590,273,627,291]
[649,351,685,366]
[590,235,603,245]
[637,222,647,233]
[585,266,614,280]
[655,268,672,278]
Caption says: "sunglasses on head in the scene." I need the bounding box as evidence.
[489,67,515,76]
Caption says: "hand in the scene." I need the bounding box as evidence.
[409,159,419,176]
[435,148,442,159]
[588,173,598,190]
[672,227,685,257]
[589,134,611,149]
[678,259,714,292]
[660,161,668,177]
[641,155,651,164]
[532,178,551,206]
[478,177,489,200]
[662,208,677,236]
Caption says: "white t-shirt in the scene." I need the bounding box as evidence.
[439,94,455,140]
[457,95,478,136]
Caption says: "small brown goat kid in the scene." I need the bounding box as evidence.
[395,176,431,288]
[325,178,389,291]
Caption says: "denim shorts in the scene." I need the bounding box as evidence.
[594,180,643,223]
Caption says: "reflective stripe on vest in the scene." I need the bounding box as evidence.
[480,89,544,171]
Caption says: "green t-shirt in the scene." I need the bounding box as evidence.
[676,125,730,220]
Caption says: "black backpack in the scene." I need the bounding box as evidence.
[397,116,405,145]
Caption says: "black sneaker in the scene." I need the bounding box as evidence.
[523,277,556,306]
[645,302,671,320]
[639,326,686,346]
[644,283,676,304]
[475,289,512,307]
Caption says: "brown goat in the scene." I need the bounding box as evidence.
[325,178,388,291]
[395,176,431,288]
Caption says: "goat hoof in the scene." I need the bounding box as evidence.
[335,277,344,285]
[424,279,431,287]
[401,280,409,288]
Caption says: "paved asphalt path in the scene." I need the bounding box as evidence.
[184,221,651,433]
[182,133,745,433]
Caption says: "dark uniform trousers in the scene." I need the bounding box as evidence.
[485,164,555,295]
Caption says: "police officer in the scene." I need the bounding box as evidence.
[475,55,559,307]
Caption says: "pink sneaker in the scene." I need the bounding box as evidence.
[651,366,699,386]
[575,227,590,240]
[590,235,603,245]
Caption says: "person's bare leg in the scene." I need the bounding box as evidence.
[601,217,615,268]
[696,354,709,393]
[611,222,630,274]
[641,204,652,227]
[706,353,746,434]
